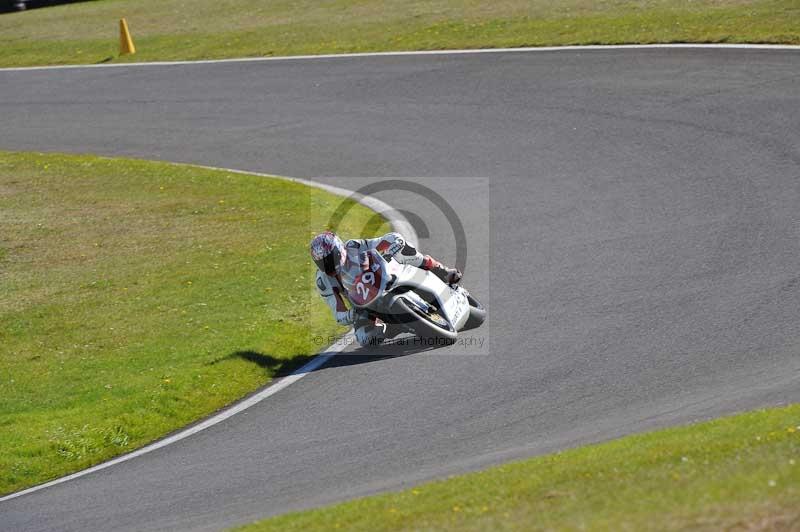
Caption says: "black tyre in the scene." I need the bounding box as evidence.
[462,293,486,331]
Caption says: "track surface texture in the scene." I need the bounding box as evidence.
[2,48,800,531]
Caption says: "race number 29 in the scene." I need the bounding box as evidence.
[356,271,375,300]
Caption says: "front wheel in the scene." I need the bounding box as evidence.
[393,295,458,343]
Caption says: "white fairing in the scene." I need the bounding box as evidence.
[353,252,471,333]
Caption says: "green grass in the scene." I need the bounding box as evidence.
[237,404,800,531]
[0,151,388,496]
[0,0,798,67]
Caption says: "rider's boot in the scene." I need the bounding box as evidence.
[354,312,387,346]
[379,317,406,339]
[421,255,462,285]
[355,315,406,345]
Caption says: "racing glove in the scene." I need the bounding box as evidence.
[335,307,356,326]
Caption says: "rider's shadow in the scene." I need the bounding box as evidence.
[225,337,439,378]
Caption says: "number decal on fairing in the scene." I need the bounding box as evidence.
[355,271,375,300]
[352,269,381,306]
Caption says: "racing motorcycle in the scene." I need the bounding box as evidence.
[347,249,486,342]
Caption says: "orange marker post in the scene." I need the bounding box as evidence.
[119,18,136,55]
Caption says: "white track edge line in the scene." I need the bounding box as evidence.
[1,43,799,72]
[0,162,417,504]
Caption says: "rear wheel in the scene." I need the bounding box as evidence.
[394,295,458,343]
[462,293,486,330]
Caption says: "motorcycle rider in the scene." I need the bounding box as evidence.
[310,231,461,346]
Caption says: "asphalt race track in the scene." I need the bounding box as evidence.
[1,48,799,531]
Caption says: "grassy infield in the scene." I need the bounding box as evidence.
[1,0,799,530]
[0,152,387,495]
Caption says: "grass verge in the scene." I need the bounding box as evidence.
[0,150,388,496]
[0,0,798,68]
[237,404,800,531]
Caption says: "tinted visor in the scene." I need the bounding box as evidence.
[314,246,341,275]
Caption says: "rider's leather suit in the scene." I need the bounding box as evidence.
[314,232,459,346]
